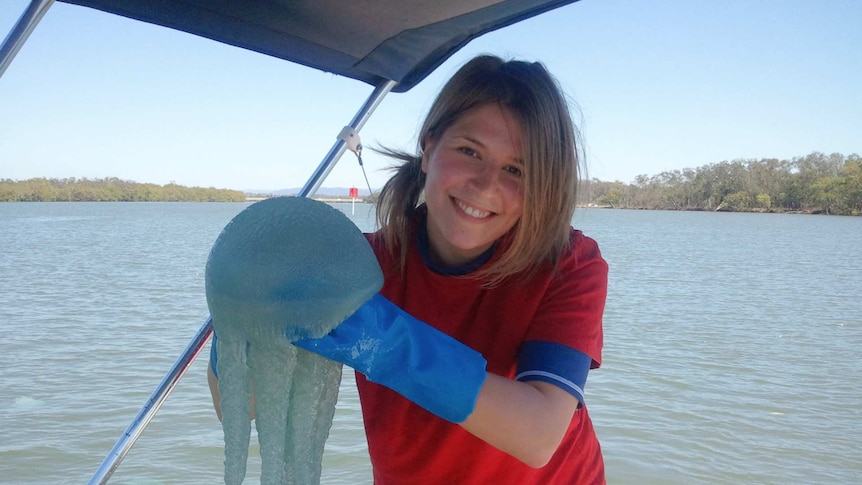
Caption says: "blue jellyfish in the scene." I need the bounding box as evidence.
[205,197,382,484]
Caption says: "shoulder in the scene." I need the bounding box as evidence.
[365,230,388,258]
[551,228,607,282]
[364,231,381,247]
[567,228,604,263]
[523,228,607,366]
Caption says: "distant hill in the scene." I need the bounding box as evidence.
[244,187,374,196]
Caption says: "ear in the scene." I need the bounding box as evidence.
[420,135,433,174]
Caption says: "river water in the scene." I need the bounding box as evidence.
[0,202,859,484]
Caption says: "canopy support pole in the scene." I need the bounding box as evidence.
[0,0,55,79]
[299,80,397,197]
[88,317,213,485]
[89,79,397,484]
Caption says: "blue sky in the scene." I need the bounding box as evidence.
[1,0,859,192]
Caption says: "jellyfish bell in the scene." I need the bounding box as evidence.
[205,196,383,342]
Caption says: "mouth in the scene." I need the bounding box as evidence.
[455,198,491,219]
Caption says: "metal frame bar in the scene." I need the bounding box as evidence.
[88,317,213,485]
[88,79,397,484]
[299,80,397,197]
[0,0,55,79]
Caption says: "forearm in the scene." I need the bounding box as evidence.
[207,364,223,422]
[461,375,579,468]
[208,363,255,422]
[294,293,581,465]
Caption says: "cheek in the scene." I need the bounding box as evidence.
[500,177,524,209]
[425,156,462,190]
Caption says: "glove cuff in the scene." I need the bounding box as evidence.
[296,294,487,422]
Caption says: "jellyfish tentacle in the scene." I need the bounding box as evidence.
[252,341,297,485]
[285,349,343,483]
[217,336,252,485]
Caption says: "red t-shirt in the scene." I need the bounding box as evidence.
[356,227,608,484]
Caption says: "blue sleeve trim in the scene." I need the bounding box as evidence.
[209,332,219,378]
[516,340,591,405]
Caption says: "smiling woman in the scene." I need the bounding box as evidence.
[286,54,609,484]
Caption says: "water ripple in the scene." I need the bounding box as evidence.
[1,204,860,483]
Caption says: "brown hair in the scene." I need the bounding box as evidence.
[375,55,583,286]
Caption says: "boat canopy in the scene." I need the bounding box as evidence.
[58,0,579,92]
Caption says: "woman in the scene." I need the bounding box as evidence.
[212,55,608,484]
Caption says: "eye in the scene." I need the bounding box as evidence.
[504,165,524,178]
[458,146,480,158]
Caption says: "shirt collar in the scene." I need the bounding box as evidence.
[416,212,496,276]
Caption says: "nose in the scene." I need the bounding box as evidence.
[468,161,499,193]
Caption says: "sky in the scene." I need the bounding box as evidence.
[1,0,860,192]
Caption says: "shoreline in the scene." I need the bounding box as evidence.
[582,205,858,216]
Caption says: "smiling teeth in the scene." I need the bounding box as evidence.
[456,200,490,219]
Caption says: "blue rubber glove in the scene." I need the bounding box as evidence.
[294,293,487,423]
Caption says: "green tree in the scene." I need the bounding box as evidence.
[721,191,750,211]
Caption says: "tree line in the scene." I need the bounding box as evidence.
[584,152,861,216]
[0,177,247,202]
[4,152,860,214]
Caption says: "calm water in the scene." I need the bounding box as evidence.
[1,202,860,484]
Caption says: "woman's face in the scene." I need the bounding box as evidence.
[421,103,525,267]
